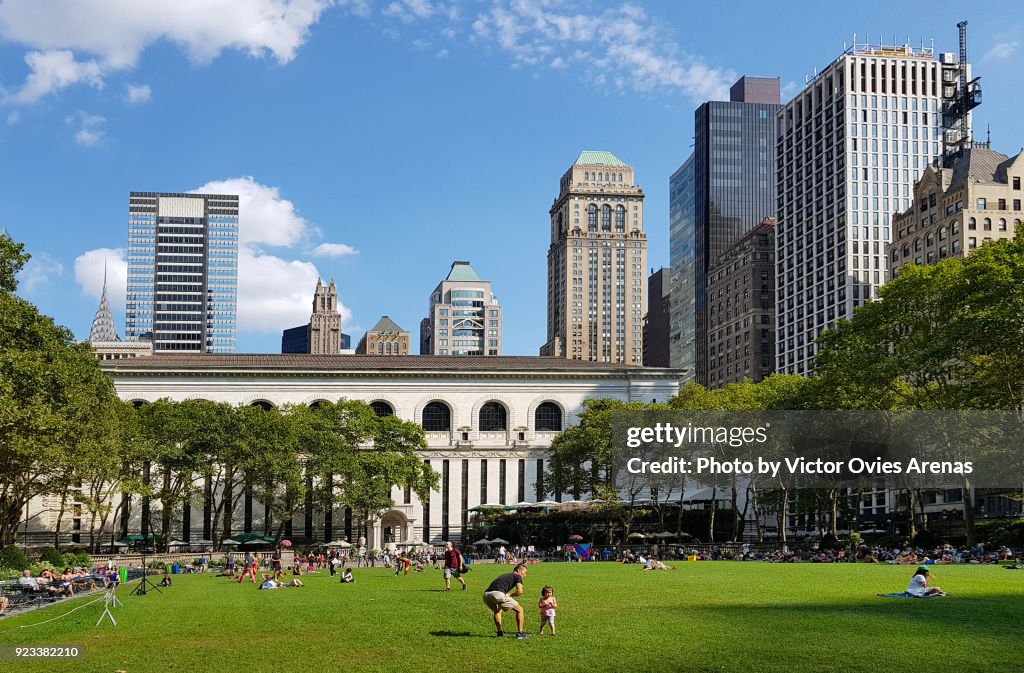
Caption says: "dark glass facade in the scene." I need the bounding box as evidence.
[690,92,780,384]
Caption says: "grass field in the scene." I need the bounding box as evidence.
[0,562,1021,673]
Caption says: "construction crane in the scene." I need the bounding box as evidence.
[941,20,982,166]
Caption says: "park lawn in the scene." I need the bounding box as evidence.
[0,562,1021,673]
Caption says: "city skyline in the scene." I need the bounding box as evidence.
[2,2,1022,355]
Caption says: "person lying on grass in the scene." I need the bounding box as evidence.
[259,574,304,589]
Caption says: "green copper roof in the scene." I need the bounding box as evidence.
[446,260,481,282]
[574,151,628,167]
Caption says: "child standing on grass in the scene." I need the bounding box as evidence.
[538,585,557,635]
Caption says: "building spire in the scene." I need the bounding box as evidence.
[89,260,119,343]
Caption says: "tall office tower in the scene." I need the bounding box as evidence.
[126,192,238,352]
[280,278,344,354]
[310,277,343,354]
[668,156,696,375]
[420,261,503,356]
[89,264,119,343]
[643,267,671,367]
[542,151,647,364]
[669,76,781,384]
[776,41,958,375]
[706,218,776,387]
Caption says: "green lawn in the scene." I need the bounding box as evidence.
[0,562,1021,673]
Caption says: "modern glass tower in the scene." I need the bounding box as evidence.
[670,77,780,383]
[420,261,503,356]
[126,192,238,352]
[776,42,958,375]
[668,155,695,375]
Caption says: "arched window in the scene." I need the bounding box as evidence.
[902,244,910,258]
[890,249,899,262]
[587,204,598,230]
[951,220,960,235]
[308,400,328,410]
[983,218,992,231]
[131,400,148,409]
[913,238,921,252]
[615,205,626,231]
[479,402,507,431]
[938,226,946,240]
[601,205,612,231]
[422,402,451,432]
[926,233,934,247]
[968,217,976,230]
[535,402,562,431]
[998,218,1007,231]
[370,401,394,417]
[250,400,274,411]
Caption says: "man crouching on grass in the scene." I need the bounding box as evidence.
[483,563,530,639]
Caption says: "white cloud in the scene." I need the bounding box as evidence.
[17,252,65,293]
[11,49,103,104]
[237,247,329,334]
[190,176,308,247]
[0,0,337,103]
[466,1,733,101]
[312,242,358,257]
[125,83,151,104]
[66,110,106,146]
[192,177,355,334]
[74,247,127,309]
[983,41,1019,62]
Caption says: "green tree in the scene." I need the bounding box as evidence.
[0,233,123,546]
[813,235,1024,543]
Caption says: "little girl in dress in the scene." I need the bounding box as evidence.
[538,585,558,635]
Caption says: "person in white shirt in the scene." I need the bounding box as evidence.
[907,566,945,596]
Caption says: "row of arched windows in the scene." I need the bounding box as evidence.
[157,398,566,434]
[586,204,627,232]
[420,400,563,432]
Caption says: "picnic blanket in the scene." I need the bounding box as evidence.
[877,591,947,598]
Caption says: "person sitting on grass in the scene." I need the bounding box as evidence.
[159,574,172,588]
[906,566,945,597]
[340,567,355,583]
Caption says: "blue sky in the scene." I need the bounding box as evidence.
[1,1,1022,354]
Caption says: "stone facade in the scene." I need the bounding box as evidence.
[888,145,1024,277]
[19,355,680,550]
[543,151,647,364]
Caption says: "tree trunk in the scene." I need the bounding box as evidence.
[54,491,68,551]
[708,486,717,543]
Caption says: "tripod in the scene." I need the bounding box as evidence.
[132,551,162,596]
[96,584,122,626]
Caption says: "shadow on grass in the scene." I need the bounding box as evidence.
[429,630,492,638]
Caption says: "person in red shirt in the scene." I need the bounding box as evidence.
[442,541,467,592]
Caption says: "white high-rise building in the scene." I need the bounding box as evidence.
[776,41,967,375]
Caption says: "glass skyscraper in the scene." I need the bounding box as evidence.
[670,77,780,383]
[668,155,695,375]
[126,192,238,352]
